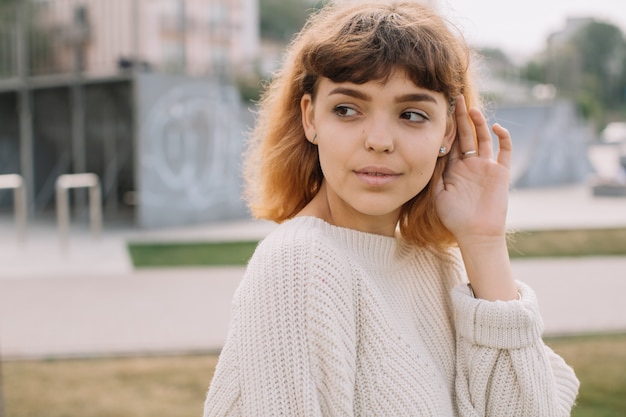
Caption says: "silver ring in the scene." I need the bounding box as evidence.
[461,149,478,159]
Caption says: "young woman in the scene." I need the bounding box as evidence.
[204,1,579,415]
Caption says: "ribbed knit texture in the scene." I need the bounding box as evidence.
[204,216,579,416]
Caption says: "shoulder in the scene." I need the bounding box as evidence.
[241,217,354,296]
[250,216,350,268]
[235,217,357,334]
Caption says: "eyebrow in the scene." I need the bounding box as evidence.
[328,87,371,101]
[328,87,438,104]
[396,93,438,104]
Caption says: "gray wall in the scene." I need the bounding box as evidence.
[135,74,249,228]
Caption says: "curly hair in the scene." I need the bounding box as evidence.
[244,0,480,248]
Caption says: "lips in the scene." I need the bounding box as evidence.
[354,166,401,186]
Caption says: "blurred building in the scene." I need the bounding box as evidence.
[0,0,260,227]
[0,0,259,79]
[547,17,594,49]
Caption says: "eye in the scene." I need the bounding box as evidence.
[400,111,429,122]
[334,105,358,117]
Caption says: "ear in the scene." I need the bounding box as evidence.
[301,93,316,143]
[441,116,457,155]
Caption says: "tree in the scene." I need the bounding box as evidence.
[0,0,56,77]
[523,19,626,126]
[260,0,325,41]
[521,60,546,84]
[573,21,626,109]
[478,47,518,80]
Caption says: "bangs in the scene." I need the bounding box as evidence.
[301,6,463,97]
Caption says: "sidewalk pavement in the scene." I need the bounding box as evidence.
[1,185,625,360]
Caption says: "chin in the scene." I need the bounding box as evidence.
[351,203,403,218]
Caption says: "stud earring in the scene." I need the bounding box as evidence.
[311,133,318,144]
[439,146,446,155]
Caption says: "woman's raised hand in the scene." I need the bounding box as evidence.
[435,95,512,244]
[434,95,518,301]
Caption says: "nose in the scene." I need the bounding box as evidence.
[364,115,395,153]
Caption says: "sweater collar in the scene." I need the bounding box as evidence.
[290,216,414,269]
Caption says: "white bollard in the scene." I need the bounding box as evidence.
[55,173,102,251]
[0,174,27,244]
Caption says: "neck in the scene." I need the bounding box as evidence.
[296,182,399,237]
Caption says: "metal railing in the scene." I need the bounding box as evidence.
[55,173,102,251]
[0,174,27,243]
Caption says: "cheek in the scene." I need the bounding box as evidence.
[316,133,354,171]
[316,145,342,179]
[411,142,441,171]
[409,149,441,187]
[423,157,445,185]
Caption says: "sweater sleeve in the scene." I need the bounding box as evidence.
[204,229,357,417]
[452,281,579,417]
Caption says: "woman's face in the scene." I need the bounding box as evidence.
[301,69,455,234]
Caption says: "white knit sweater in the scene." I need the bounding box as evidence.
[204,216,579,416]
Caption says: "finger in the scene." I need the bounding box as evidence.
[453,96,477,156]
[468,107,494,160]
[447,131,461,160]
[493,123,512,170]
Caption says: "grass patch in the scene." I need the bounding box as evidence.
[546,333,626,417]
[507,227,626,258]
[2,333,625,417]
[2,355,217,417]
[127,228,626,267]
[128,241,258,268]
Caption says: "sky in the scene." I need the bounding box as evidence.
[437,0,626,60]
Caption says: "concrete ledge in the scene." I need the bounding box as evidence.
[591,182,626,198]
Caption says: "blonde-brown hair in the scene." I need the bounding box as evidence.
[244,0,480,248]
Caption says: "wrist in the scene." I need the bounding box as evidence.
[457,235,517,301]
[455,233,507,251]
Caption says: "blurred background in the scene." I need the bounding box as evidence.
[0,1,625,416]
